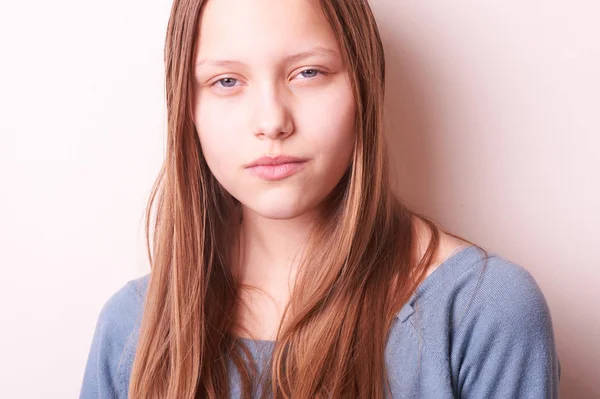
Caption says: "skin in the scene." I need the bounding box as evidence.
[192,0,468,340]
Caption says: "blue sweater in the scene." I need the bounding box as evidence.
[79,245,560,398]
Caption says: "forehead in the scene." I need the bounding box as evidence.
[195,0,340,63]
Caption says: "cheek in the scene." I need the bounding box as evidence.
[196,126,227,172]
[194,101,241,174]
[301,86,356,163]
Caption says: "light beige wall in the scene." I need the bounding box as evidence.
[372,1,599,397]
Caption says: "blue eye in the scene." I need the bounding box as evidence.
[213,77,237,88]
[298,69,321,79]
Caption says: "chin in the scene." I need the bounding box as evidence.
[250,202,309,220]
[242,193,320,221]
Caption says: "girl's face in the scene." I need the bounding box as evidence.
[193,0,356,220]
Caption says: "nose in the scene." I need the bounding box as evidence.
[252,85,294,141]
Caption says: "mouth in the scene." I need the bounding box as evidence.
[245,155,308,181]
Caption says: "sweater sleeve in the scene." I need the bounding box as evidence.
[79,279,142,399]
[452,260,560,398]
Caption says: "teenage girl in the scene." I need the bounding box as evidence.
[79,0,560,397]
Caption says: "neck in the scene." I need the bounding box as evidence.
[235,205,319,289]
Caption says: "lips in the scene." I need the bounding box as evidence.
[246,155,308,168]
[245,155,308,181]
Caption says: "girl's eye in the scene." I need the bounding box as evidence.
[212,77,238,89]
[296,69,323,79]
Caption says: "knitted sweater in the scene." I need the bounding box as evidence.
[79,245,560,398]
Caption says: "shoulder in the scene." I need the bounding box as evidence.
[409,246,556,348]
[456,252,560,396]
[389,246,559,397]
[449,248,553,334]
[97,273,149,331]
[407,246,560,397]
[406,246,552,325]
[79,273,150,398]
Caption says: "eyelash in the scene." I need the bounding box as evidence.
[210,68,327,90]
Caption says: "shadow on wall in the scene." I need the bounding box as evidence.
[378,26,443,217]
[377,19,594,399]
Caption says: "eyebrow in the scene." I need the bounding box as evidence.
[195,46,339,69]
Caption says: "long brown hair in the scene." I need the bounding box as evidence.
[129,0,484,397]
